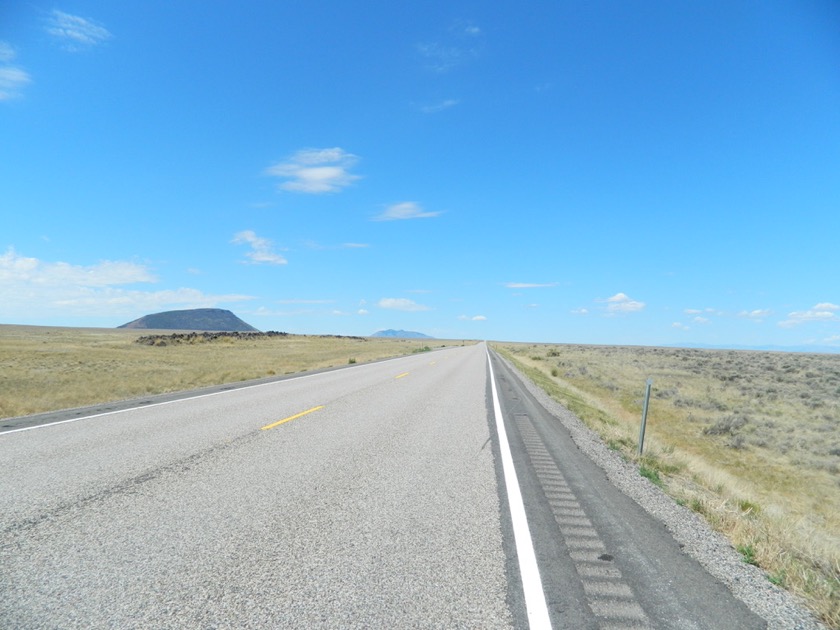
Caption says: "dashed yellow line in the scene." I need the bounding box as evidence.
[395,372,410,379]
[261,405,324,431]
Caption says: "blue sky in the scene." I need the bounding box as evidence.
[2,1,839,348]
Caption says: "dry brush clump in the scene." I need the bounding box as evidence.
[495,342,840,628]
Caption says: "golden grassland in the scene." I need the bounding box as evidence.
[0,325,465,419]
[493,341,840,629]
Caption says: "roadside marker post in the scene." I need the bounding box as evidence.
[638,378,653,456]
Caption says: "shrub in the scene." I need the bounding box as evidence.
[703,415,748,436]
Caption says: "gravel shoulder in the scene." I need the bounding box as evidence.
[497,353,825,630]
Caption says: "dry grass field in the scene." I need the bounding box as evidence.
[0,325,464,419]
[494,342,840,628]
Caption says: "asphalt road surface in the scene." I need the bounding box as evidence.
[1,342,766,628]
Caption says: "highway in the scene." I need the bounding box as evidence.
[1,342,766,628]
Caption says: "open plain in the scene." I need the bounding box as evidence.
[3,325,837,626]
[494,342,840,628]
[0,325,460,420]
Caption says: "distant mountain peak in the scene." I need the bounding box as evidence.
[118,308,258,332]
[371,329,432,339]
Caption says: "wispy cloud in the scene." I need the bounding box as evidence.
[372,201,442,221]
[250,305,328,318]
[55,288,252,313]
[458,314,486,321]
[419,99,460,113]
[0,248,249,319]
[685,307,724,317]
[739,309,772,321]
[603,292,645,314]
[0,42,31,101]
[265,147,360,194]
[0,42,14,62]
[232,231,287,265]
[304,240,369,250]
[779,302,840,327]
[417,42,470,73]
[417,21,483,73]
[504,282,558,289]
[377,297,430,312]
[46,10,112,52]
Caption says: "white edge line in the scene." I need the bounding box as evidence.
[1,352,417,436]
[486,346,552,629]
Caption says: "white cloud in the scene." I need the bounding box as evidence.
[46,10,112,51]
[55,287,251,312]
[417,42,468,73]
[265,147,360,194]
[571,308,589,315]
[0,247,155,287]
[358,309,369,315]
[0,42,31,101]
[458,314,486,321]
[372,201,442,221]
[779,302,840,327]
[504,282,558,289]
[0,248,249,320]
[417,22,482,73]
[232,230,287,265]
[304,240,369,250]
[604,292,645,314]
[739,309,772,320]
[377,298,430,312]
[685,307,723,316]
[251,306,318,317]
[419,99,460,113]
[0,42,14,63]
[672,322,690,330]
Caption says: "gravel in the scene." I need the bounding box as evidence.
[498,354,826,630]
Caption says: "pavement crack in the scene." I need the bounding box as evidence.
[1,431,256,539]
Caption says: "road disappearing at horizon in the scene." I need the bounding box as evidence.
[1,343,771,628]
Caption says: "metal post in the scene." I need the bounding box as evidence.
[638,378,653,456]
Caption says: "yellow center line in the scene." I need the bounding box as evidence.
[261,405,325,431]
[395,372,409,379]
